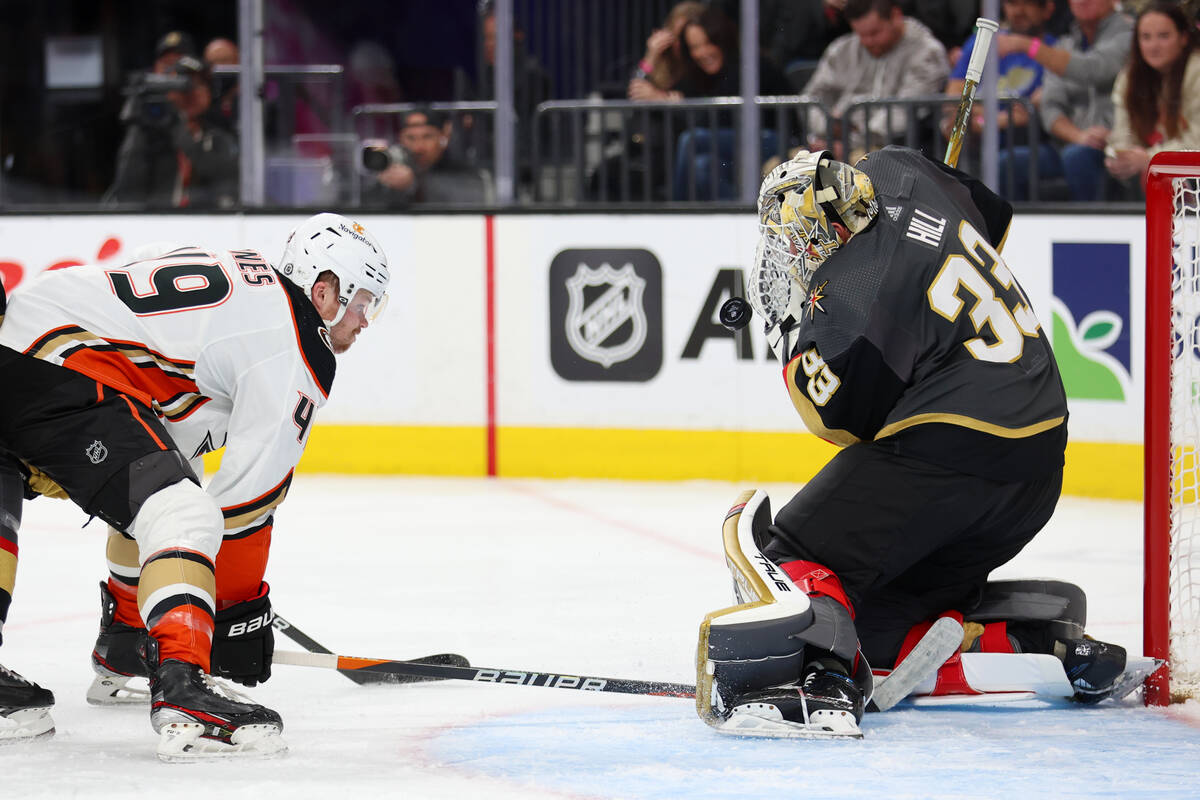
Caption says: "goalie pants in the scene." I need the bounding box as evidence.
[0,346,217,667]
[762,438,1063,668]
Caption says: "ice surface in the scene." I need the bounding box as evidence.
[1,476,1197,799]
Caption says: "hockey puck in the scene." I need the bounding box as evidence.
[719,297,752,331]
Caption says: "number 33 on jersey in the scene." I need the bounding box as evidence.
[782,147,1067,480]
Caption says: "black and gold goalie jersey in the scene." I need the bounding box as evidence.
[783,146,1067,481]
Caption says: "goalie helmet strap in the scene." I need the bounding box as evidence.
[782,560,855,620]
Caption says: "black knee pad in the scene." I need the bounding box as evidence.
[86,450,199,531]
[968,579,1087,653]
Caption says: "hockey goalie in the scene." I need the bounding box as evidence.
[697,147,1148,739]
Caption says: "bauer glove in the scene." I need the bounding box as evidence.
[211,582,274,686]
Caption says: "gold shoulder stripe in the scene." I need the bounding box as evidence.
[875,413,1066,440]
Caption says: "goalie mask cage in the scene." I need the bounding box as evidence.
[1145,150,1200,705]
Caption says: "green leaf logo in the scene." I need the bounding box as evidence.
[1050,299,1128,401]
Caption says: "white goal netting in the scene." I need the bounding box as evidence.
[1167,176,1200,701]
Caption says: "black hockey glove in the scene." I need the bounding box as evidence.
[211,583,274,686]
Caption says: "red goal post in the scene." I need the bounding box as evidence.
[1145,150,1200,706]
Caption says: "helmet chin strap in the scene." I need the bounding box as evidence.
[324,302,348,328]
[766,316,799,363]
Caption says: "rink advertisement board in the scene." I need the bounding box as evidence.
[0,211,1145,497]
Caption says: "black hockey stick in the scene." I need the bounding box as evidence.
[272,648,696,698]
[272,614,470,685]
[273,614,958,702]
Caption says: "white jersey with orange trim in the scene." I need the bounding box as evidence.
[0,246,336,535]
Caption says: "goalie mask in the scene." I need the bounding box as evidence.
[751,150,877,361]
[279,213,390,327]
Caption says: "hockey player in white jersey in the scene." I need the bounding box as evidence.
[0,213,389,760]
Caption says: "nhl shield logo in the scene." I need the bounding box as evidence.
[564,262,647,368]
[549,249,663,382]
[85,439,108,464]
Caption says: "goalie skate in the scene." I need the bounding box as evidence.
[0,664,55,744]
[1094,656,1163,703]
[714,669,865,740]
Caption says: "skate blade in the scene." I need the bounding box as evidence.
[155,722,288,762]
[86,674,150,706]
[715,707,863,740]
[0,707,56,744]
[1100,656,1165,703]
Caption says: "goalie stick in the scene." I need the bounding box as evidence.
[868,616,965,711]
[944,16,999,169]
[271,618,959,703]
[272,614,470,685]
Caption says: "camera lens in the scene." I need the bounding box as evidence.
[362,148,391,172]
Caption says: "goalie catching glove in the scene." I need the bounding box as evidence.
[212,582,274,687]
[696,489,872,739]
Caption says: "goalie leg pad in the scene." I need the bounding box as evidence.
[698,490,870,728]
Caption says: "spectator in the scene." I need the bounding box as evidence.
[104,46,239,209]
[994,0,1133,201]
[587,2,703,202]
[802,0,949,161]
[627,1,705,102]
[670,6,792,200]
[203,37,239,133]
[941,0,1057,149]
[1106,2,1200,189]
[153,30,197,73]
[362,108,491,206]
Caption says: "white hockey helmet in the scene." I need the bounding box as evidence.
[278,213,390,326]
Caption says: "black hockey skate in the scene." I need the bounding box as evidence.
[1055,637,1127,704]
[142,636,286,761]
[0,663,55,744]
[722,661,865,740]
[88,582,151,706]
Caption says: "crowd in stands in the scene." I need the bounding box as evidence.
[7,0,1200,209]
[587,0,1200,203]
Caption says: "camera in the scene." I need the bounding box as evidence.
[120,55,208,131]
[361,140,410,173]
[120,71,191,130]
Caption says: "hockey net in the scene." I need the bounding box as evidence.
[1145,151,1200,705]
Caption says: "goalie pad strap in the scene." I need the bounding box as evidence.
[978,621,1016,654]
[782,560,855,620]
